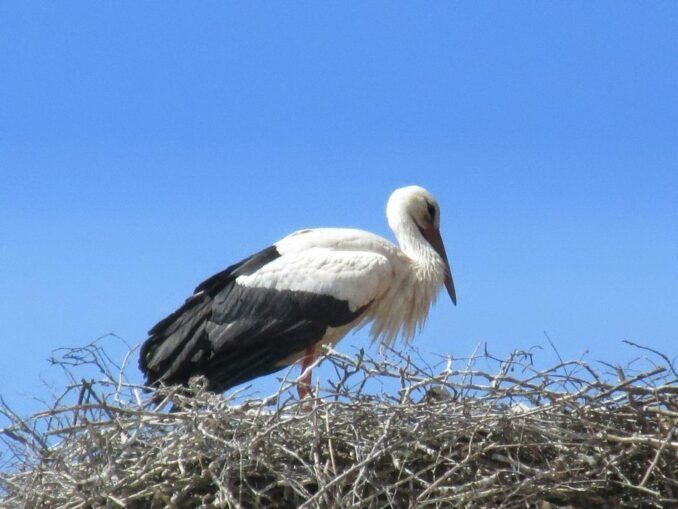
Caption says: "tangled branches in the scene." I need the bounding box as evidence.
[1,341,676,508]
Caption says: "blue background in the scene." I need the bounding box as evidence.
[1,2,676,416]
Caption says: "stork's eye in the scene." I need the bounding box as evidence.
[426,202,436,220]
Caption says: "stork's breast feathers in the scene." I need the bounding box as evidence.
[235,248,392,312]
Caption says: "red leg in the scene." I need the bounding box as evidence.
[298,345,316,399]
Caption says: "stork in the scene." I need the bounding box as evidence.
[139,185,456,398]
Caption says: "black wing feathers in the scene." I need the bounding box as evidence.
[196,319,328,392]
[195,245,280,296]
[139,245,368,393]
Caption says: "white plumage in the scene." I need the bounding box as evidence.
[140,185,455,397]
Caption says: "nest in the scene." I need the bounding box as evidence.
[1,341,676,508]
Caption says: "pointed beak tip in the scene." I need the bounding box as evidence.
[445,278,457,306]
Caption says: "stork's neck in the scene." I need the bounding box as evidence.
[390,216,446,286]
[366,211,447,345]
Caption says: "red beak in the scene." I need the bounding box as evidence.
[421,226,456,305]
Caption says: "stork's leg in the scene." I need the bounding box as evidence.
[298,345,316,399]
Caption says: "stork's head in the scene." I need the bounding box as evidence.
[386,185,456,305]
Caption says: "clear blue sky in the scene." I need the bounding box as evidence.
[1,2,676,416]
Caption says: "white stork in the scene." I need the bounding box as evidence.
[140,185,456,398]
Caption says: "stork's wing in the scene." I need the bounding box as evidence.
[139,244,391,393]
